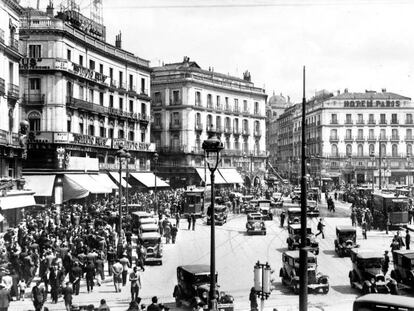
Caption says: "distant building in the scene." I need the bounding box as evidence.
[0,0,36,230]
[151,57,268,188]
[19,4,155,206]
[278,89,414,187]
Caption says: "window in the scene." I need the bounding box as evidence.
[99,64,103,74]
[79,118,84,134]
[195,91,201,106]
[99,92,104,105]
[368,114,375,124]
[118,129,124,139]
[141,131,145,142]
[243,119,249,132]
[141,78,146,94]
[172,112,180,125]
[357,144,363,157]
[380,114,386,124]
[217,96,221,109]
[216,116,221,130]
[119,97,123,110]
[28,111,41,132]
[88,123,95,136]
[67,115,72,132]
[225,117,230,131]
[407,129,413,140]
[79,55,83,66]
[369,144,375,155]
[109,95,114,108]
[330,129,337,139]
[129,74,134,90]
[119,71,124,88]
[392,129,398,139]
[407,144,412,157]
[67,49,71,61]
[407,114,413,124]
[89,60,95,70]
[369,129,374,140]
[155,113,161,126]
[154,92,162,104]
[89,89,94,103]
[109,67,113,79]
[207,115,213,129]
[380,143,386,155]
[357,114,363,124]
[108,128,114,138]
[392,144,398,157]
[29,78,40,90]
[129,100,134,112]
[380,129,386,140]
[391,114,398,124]
[331,114,337,124]
[79,85,84,99]
[172,90,180,105]
[234,118,239,131]
[254,102,259,115]
[225,97,229,110]
[331,145,338,156]
[345,114,352,124]
[207,94,212,108]
[29,45,41,58]
[346,129,352,139]
[141,103,146,117]
[234,99,239,112]
[243,100,248,112]
[346,144,352,156]
[128,131,134,141]
[357,129,363,140]
[100,126,106,137]
[66,81,73,97]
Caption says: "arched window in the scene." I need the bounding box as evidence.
[195,134,201,151]
[331,144,338,157]
[380,143,386,156]
[196,113,201,125]
[369,144,375,155]
[118,129,124,139]
[28,111,41,132]
[128,131,134,141]
[392,144,398,157]
[346,144,352,156]
[357,144,363,157]
[407,144,413,157]
[207,114,213,129]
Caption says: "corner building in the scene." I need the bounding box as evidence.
[151,58,267,188]
[19,6,154,201]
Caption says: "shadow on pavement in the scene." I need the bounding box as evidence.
[275,247,287,253]
[322,249,337,257]
[330,284,357,295]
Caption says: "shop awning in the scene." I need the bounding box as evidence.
[89,174,118,190]
[63,175,89,202]
[23,175,56,197]
[218,168,244,184]
[129,172,170,188]
[66,174,112,193]
[108,171,132,188]
[0,194,36,210]
[195,168,228,185]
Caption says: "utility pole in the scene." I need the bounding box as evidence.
[379,142,382,190]
[299,66,308,311]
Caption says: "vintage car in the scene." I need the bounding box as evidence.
[279,250,329,294]
[271,192,284,208]
[139,222,159,234]
[244,199,259,214]
[206,205,228,225]
[246,213,266,235]
[334,226,359,257]
[349,249,398,294]
[390,250,414,288]
[286,207,302,225]
[173,265,234,310]
[131,211,153,233]
[286,223,319,255]
[290,190,301,203]
[138,231,163,265]
[306,200,320,217]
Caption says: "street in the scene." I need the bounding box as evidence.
[12,197,405,311]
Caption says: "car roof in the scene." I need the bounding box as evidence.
[132,211,151,217]
[140,218,156,223]
[393,249,414,259]
[284,250,316,259]
[140,223,158,230]
[140,232,161,239]
[287,207,301,212]
[289,223,312,229]
[354,293,414,308]
[336,226,356,232]
[178,264,211,274]
[352,249,383,259]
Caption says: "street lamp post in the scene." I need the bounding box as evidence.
[153,152,159,216]
[202,136,224,311]
[370,152,375,192]
[116,146,130,255]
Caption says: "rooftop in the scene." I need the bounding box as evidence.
[330,90,410,101]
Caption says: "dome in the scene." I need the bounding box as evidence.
[268,92,287,108]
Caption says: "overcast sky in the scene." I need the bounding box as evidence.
[22,0,414,102]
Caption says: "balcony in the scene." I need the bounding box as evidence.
[119,81,126,90]
[233,128,240,135]
[234,107,240,113]
[127,85,137,96]
[216,105,223,111]
[367,136,377,142]
[224,106,232,113]
[330,120,338,124]
[253,111,261,117]
[140,88,149,96]
[406,119,413,125]
[152,123,162,131]
[344,136,353,142]
[379,136,387,141]
[356,120,365,125]
[206,125,216,133]
[242,128,250,136]
[216,125,223,133]
[152,100,163,107]
[195,123,203,131]
[224,127,232,135]
[391,119,399,125]
[390,135,400,141]
[195,101,202,107]
[345,120,353,125]
[169,122,182,130]
[406,136,414,141]
[0,78,4,95]
[191,147,204,155]
[170,99,182,106]
[329,136,339,142]
[254,129,262,137]
[379,120,387,125]
[355,136,365,142]
[367,120,376,125]
[110,79,118,89]
[7,83,19,100]
[23,93,45,106]
[9,37,18,52]
[159,145,187,154]
[206,102,214,109]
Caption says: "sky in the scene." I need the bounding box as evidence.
[20,0,414,102]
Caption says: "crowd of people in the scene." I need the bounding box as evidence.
[0,189,185,311]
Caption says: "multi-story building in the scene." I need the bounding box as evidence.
[0,0,36,230]
[151,57,267,188]
[278,89,414,187]
[19,4,154,203]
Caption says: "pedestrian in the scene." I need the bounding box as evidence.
[70,261,82,296]
[95,254,105,286]
[107,247,116,277]
[129,266,141,302]
[136,244,146,272]
[382,251,390,276]
[112,260,123,292]
[249,287,258,311]
[406,229,411,250]
[61,282,73,311]
[334,191,338,201]
[315,218,325,239]
[171,224,178,244]
[164,224,171,244]
[362,221,367,240]
[187,214,192,230]
[84,260,96,293]
[97,299,111,311]
[175,213,180,229]
[17,279,26,301]
[147,296,161,311]
[31,281,46,311]
[191,213,196,230]
[120,254,131,286]
[0,284,10,311]
[280,212,285,228]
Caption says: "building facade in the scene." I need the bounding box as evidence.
[278,89,414,187]
[19,5,154,202]
[151,57,268,188]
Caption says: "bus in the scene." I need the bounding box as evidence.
[353,293,414,311]
[182,186,211,217]
[371,193,410,229]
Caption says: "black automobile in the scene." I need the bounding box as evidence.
[173,265,234,310]
[206,205,228,225]
[334,226,359,257]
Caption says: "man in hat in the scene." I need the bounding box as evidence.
[382,250,390,276]
[0,283,11,311]
[61,282,73,311]
[31,281,46,311]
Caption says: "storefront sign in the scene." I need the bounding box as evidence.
[54,132,69,143]
[71,63,107,84]
[112,138,150,151]
[0,131,7,144]
[343,100,401,108]
[72,134,108,147]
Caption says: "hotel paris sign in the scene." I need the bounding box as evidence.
[343,100,401,108]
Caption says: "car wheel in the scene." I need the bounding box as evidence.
[362,283,370,295]
[279,268,285,278]
[322,286,329,294]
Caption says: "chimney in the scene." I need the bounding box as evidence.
[344,88,348,93]
[46,0,54,16]
[382,88,387,93]
[115,32,122,49]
